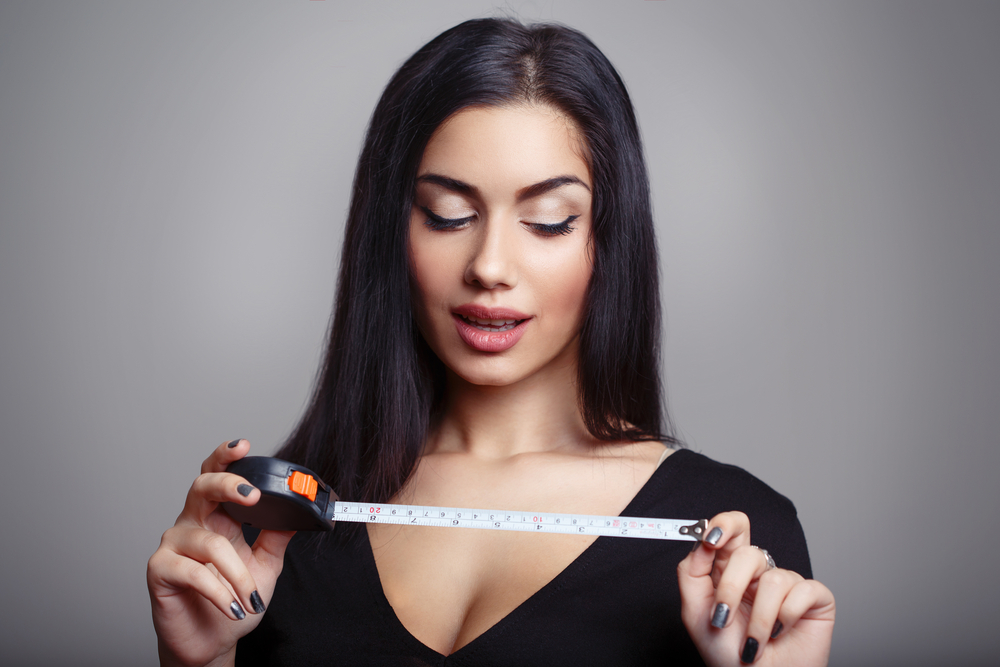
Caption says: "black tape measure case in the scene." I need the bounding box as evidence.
[221,457,336,531]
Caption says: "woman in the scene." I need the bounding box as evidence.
[148,18,834,666]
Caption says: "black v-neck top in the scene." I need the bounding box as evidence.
[236,450,811,666]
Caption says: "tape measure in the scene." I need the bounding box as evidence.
[222,456,708,542]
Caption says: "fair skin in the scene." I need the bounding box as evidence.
[371,103,668,654]
[147,104,834,666]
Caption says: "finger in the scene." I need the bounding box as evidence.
[170,525,264,615]
[677,512,751,634]
[148,549,249,621]
[678,539,716,626]
[740,568,803,663]
[679,551,715,640]
[180,471,260,526]
[202,438,249,475]
[238,530,296,616]
[710,544,773,629]
[250,529,296,575]
[776,579,837,631]
[704,511,752,555]
[241,529,299,610]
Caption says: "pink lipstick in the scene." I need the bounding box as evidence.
[452,305,531,353]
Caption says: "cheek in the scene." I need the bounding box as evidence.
[526,240,593,326]
[408,227,455,326]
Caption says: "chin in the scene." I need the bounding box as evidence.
[450,360,527,388]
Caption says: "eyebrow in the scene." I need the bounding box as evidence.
[415,173,591,202]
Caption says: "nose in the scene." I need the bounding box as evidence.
[464,216,518,290]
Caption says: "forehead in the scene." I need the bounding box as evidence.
[418,104,592,191]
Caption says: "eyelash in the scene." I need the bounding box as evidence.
[420,207,579,236]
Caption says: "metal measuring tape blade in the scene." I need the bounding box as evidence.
[222,456,709,542]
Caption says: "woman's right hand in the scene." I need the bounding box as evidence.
[147,440,296,667]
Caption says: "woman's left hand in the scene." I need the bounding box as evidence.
[677,511,835,666]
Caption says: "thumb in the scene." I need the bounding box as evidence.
[249,529,296,584]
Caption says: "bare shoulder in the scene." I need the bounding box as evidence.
[589,439,674,469]
[570,440,673,506]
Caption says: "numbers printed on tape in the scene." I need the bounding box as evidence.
[331,501,704,541]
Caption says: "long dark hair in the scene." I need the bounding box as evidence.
[277,17,676,510]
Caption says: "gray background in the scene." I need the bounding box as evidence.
[1,1,997,665]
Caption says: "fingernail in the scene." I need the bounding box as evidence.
[770,620,783,638]
[741,637,759,663]
[237,484,255,497]
[227,439,242,448]
[711,602,730,628]
[230,600,246,620]
[250,590,265,614]
[705,527,723,546]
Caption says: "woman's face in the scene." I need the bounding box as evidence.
[409,104,594,388]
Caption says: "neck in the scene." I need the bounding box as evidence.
[426,350,593,460]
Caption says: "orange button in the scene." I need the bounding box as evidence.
[288,470,318,502]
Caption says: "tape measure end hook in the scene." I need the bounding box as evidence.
[679,519,709,541]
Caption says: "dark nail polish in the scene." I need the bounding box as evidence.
[741,637,759,664]
[250,590,265,614]
[227,439,242,448]
[711,602,730,628]
[771,620,783,638]
[237,484,254,497]
[230,600,246,620]
[705,527,723,546]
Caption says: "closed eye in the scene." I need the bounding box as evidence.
[526,215,579,237]
[421,207,579,236]
[420,206,475,230]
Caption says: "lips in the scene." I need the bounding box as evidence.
[452,305,531,352]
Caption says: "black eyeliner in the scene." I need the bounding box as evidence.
[420,206,578,235]
[529,214,579,236]
[420,206,474,230]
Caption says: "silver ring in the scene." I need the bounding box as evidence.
[751,545,776,571]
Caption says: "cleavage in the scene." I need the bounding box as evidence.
[368,521,599,655]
